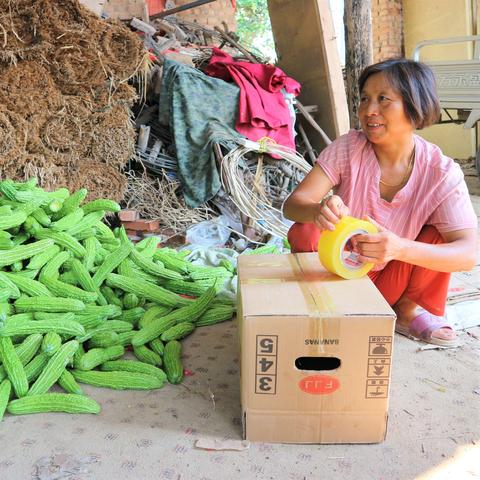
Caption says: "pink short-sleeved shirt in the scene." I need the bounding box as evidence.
[316,129,478,241]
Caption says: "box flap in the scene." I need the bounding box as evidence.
[237,252,395,318]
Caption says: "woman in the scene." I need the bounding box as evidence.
[283,58,478,347]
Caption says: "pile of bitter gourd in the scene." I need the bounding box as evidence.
[0,178,235,417]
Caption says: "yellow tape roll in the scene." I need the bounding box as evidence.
[317,216,378,279]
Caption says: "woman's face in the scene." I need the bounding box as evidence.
[358,72,415,145]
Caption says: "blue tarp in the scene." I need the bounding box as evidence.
[158,59,244,208]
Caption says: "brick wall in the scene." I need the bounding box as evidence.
[371,0,403,62]
[147,0,165,16]
[174,0,236,31]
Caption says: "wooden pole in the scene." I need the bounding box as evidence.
[296,101,332,145]
[297,123,317,165]
[344,0,373,129]
[214,26,263,63]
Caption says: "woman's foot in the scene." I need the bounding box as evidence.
[393,297,457,342]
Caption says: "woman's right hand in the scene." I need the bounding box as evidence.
[313,195,349,231]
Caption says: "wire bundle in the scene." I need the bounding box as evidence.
[220,138,312,237]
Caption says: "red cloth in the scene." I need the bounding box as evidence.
[204,48,301,150]
[287,223,450,315]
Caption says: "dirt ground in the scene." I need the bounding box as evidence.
[0,196,478,480]
[0,319,478,480]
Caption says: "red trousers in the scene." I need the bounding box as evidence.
[287,223,450,316]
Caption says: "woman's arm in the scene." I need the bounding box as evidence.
[283,165,348,230]
[356,220,477,273]
[398,229,477,272]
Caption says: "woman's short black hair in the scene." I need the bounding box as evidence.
[358,58,441,129]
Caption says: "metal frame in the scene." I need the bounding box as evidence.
[413,35,480,173]
[413,35,480,129]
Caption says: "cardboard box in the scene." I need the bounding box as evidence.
[237,252,396,444]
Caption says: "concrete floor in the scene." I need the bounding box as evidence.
[1,197,479,480]
[1,318,479,480]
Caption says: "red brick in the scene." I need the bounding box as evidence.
[175,0,236,30]
[118,209,140,222]
[122,219,160,232]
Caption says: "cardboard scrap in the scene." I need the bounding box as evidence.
[195,438,250,451]
[447,266,480,302]
[446,265,480,330]
[446,300,480,331]
[34,454,99,480]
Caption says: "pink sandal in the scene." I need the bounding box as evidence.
[395,311,460,347]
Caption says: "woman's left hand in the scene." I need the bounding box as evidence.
[353,216,406,264]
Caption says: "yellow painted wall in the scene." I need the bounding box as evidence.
[403,0,477,159]
[477,0,480,157]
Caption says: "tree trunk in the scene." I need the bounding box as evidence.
[344,0,373,129]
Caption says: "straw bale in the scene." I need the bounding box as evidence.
[0,153,52,185]
[0,62,62,116]
[49,38,108,97]
[71,162,127,201]
[90,83,138,112]
[87,105,136,168]
[101,25,146,80]
[41,114,85,153]
[0,110,23,160]
[0,0,146,200]
[0,2,53,65]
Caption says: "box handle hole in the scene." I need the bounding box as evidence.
[295,356,341,371]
